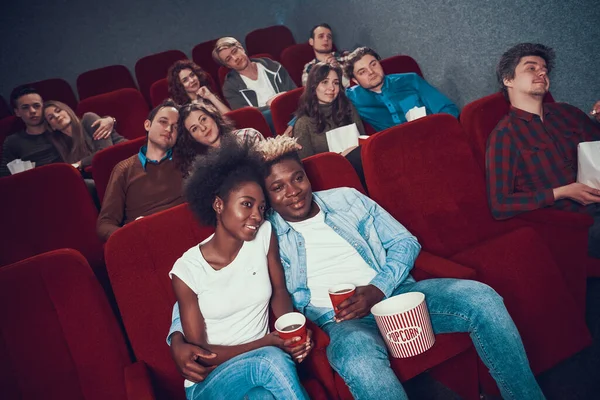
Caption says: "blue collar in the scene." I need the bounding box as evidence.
[267,192,330,235]
[137,145,173,170]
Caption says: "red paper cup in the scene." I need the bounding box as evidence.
[274,312,307,347]
[371,292,435,358]
[328,283,356,314]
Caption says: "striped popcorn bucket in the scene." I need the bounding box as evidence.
[371,292,435,358]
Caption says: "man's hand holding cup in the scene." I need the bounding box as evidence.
[332,284,385,322]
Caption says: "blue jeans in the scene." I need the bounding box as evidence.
[321,279,545,400]
[185,346,308,400]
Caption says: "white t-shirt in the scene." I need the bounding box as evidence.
[169,221,273,347]
[287,210,376,308]
[240,63,277,107]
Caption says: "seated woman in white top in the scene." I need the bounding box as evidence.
[173,103,264,176]
[169,141,312,400]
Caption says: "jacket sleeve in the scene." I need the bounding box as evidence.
[293,117,316,159]
[277,63,297,92]
[352,189,421,297]
[414,75,460,118]
[166,302,183,345]
[222,74,252,110]
[96,162,128,242]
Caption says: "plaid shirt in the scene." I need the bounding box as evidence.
[302,52,352,87]
[486,102,600,220]
[233,127,264,146]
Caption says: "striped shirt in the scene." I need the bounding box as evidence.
[486,103,600,220]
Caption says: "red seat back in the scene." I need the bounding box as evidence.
[245,25,296,61]
[280,43,315,87]
[225,107,273,137]
[0,95,10,119]
[135,50,187,103]
[92,136,146,203]
[150,78,170,107]
[105,204,214,400]
[191,39,220,87]
[362,114,517,257]
[460,91,555,169]
[303,152,366,195]
[0,116,25,155]
[0,249,131,400]
[77,65,137,100]
[271,87,304,135]
[0,164,104,279]
[380,55,424,78]
[77,88,149,140]
[21,78,77,110]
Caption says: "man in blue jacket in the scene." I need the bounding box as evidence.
[345,47,459,132]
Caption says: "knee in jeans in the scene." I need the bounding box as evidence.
[257,346,295,373]
[327,328,387,368]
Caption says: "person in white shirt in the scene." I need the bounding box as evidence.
[169,141,312,400]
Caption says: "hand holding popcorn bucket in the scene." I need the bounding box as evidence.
[371,292,435,358]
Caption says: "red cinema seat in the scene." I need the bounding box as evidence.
[0,95,10,119]
[77,88,149,140]
[150,78,170,107]
[20,78,78,109]
[0,249,155,400]
[362,114,591,382]
[135,50,187,104]
[271,87,303,135]
[380,55,424,78]
[0,116,25,154]
[303,151,479,400]
[0,164,106,285]
[192,39,220,87]
[105,204,328,400]
[77,65,137,100]
[225,107,273,137]
[459,92,599,277]
[92,136,146,203]
[280,43,315,87]
[246,25,296,61]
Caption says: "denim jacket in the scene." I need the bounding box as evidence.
[167,187,420,339]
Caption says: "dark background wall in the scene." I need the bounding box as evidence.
[1,0,598,112]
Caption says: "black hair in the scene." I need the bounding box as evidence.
[310,23,332,39]
[343,47,381,80]
[147,98,178,122]
[264,151,303,178]
[496,43,555,99]
[10,86,40,108]
[185,139,266,227]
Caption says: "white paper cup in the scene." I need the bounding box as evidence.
[371,292,435,358]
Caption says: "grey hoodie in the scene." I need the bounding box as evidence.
[222,58,297,110]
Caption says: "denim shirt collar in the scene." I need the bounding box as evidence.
[268,192,331,235]
[137,145,173,170]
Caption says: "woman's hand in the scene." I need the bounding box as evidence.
[170,332,217,383]
[591,100,600,122]
[196,86,215,100]
[265,329,313,363]
[91,117,115,140]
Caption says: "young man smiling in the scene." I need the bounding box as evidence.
[486,43,600,257]
[168,136,545,400]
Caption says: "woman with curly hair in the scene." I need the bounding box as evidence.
[167,60,230,114]
[173,103,264,176]
[43,100,126,170]
[169,140,312,400]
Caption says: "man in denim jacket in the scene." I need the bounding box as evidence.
[168,137,545,400]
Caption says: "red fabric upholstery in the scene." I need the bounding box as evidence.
[225,106,273,137]
[0,116,25,155]
[245,25,296,61]
[280,43,315,87]
[77,65,137,100]
[150,78,169,107]
[191,39,220,88]
[20,78,78,110]
[303,152,366,195]
[271,87,304,135]
[105,204,330,399]
[218,53,274,89]
[77,88,149,140]
[0,164,105,277]
[92,136,146,203]
[460,92,599,277]
[0,249,150,399]
[0,95,10,119]
[362,114,591,374]
[135,50,187,103]
[380,55,424,78]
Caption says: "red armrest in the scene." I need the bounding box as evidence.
[412,251,477,281]
[301,319,337,399]
[125,361,156,400]
[517,208,592,229]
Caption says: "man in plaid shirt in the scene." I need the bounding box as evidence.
[302,23,351,88]
[486,43,600,256]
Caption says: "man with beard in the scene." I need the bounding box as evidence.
[301,23,351,88]
[96,99,183,242]
[344,47,459,132]
[487,43,600,257]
